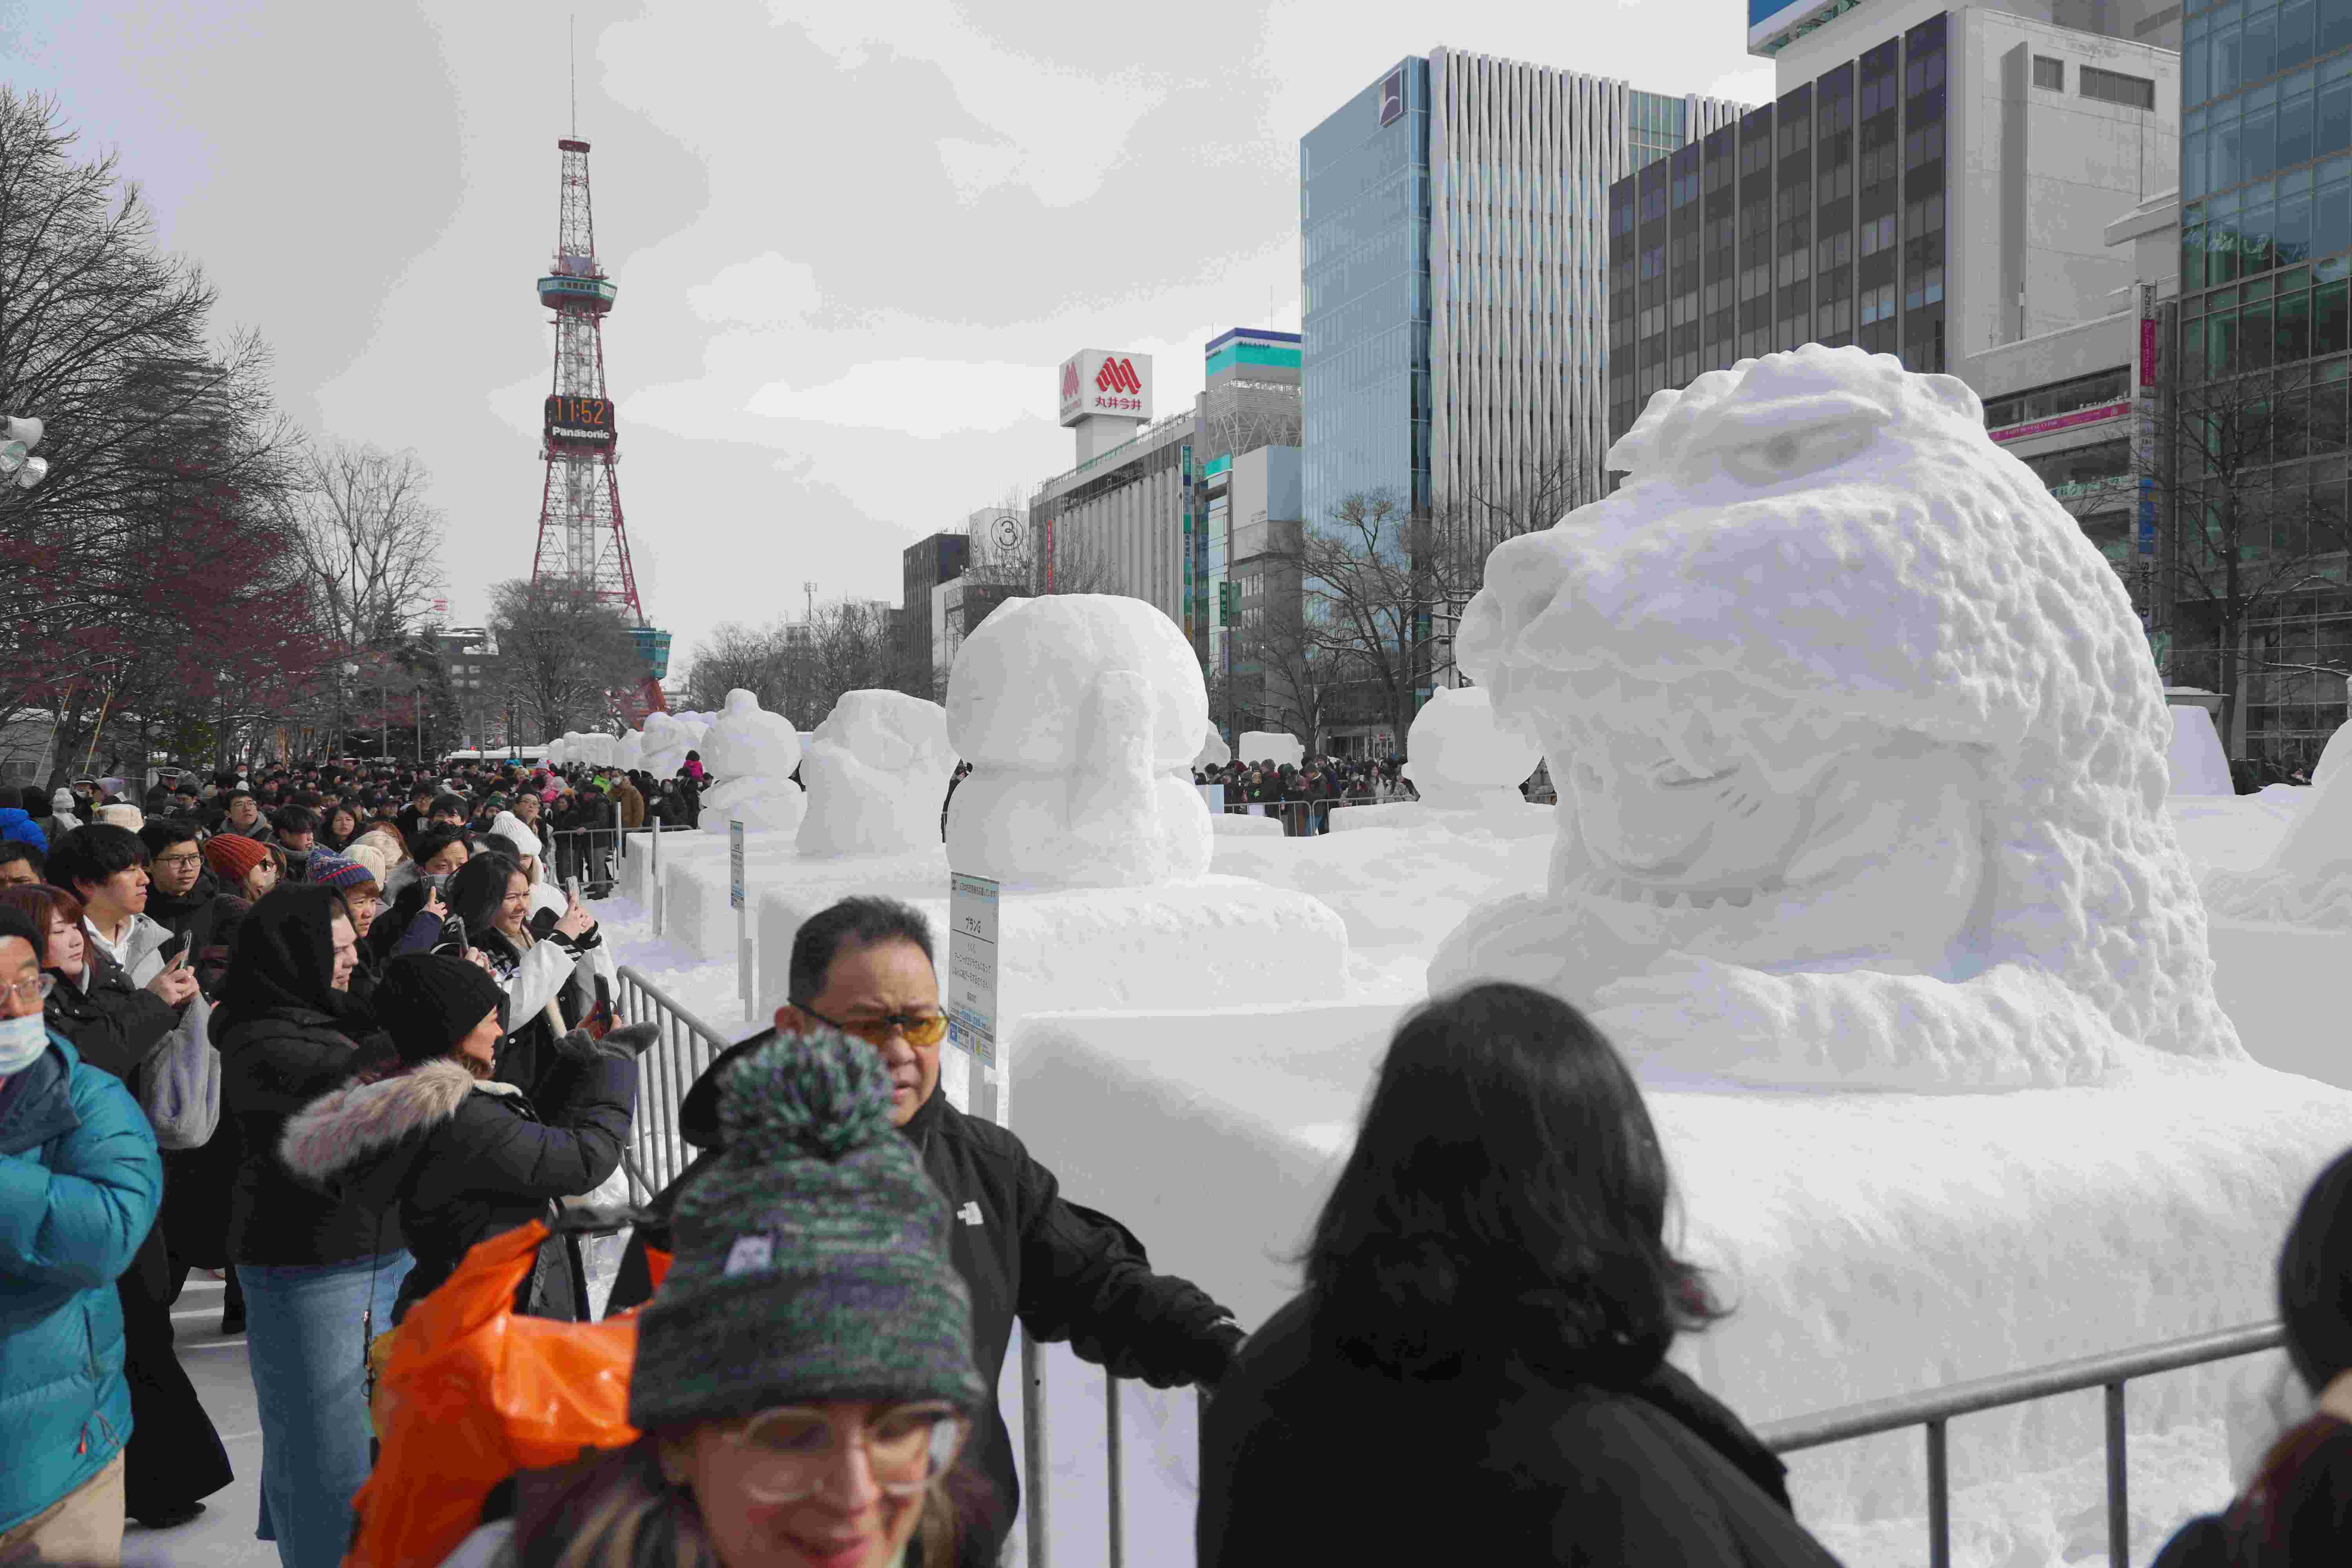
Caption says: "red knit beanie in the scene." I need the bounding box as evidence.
[202,834,270,885]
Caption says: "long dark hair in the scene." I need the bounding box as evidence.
[445,850,522,947]
[1301,981,1723,1382]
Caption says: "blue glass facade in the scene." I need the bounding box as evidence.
[1301,57,1431,530]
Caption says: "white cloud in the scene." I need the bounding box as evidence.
[746,358,1049,437]
[686,252,823,325]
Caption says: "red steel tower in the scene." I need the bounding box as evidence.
[531,137,643,623]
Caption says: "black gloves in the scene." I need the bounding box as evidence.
[552,1022,659,1063]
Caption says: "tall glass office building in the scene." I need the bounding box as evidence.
[1300,51,1740,550]
[2175,0,2352,762]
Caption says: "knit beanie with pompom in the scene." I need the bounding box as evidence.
[628,1026,985,1428]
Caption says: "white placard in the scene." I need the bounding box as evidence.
[947,872,999,1069]
[728,820,745,910]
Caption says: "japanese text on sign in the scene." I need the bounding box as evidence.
[947,872,998,1069]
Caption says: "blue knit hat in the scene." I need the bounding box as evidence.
[629,1026,985,1427]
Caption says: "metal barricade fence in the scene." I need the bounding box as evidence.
[545,826,621,897]
[612,964,1201,1568]
[1756,1320,2286,1568]
[614,965,735,1200]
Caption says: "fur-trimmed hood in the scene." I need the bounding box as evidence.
[281,1056,523,1185]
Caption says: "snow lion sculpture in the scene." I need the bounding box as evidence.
[1428,344,2241,1087]
[797,690,957,857]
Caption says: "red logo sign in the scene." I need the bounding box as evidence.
[1061,361,1080,400]
[1095,358,1141,395]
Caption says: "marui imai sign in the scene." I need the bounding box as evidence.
[1057,349,1153,427]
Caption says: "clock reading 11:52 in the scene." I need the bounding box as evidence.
[543,395,617,449]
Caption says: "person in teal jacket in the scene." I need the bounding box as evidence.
[0,904,163,1563]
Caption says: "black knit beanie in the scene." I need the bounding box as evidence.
[2279,1145,2352,1393]
[375,953,508,1066]
[630,1026,986,1429]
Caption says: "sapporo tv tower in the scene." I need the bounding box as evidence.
[529,111,670,716]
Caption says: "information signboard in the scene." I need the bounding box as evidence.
[947,872,999,1069]
[729,821,745,910]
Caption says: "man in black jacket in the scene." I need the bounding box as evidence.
[612,895,1243,1565]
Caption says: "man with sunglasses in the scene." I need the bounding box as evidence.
[615,895,1245,1566]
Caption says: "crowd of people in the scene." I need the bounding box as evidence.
[1190,756,1420,836]
[4,752,2352,1567]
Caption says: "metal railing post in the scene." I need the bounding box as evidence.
[650,810,663,936]
[1023,1332,1050,1568]
[2106,1381,2129,1568]
[1105,1373,1123,1568]
[1926,1418,1949,1568]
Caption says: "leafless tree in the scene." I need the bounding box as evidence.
[2157,361,2339,753]
[282,440,447,650]
[1301,491,1486,743]
[487,577,641,739]
[681,621,791,712]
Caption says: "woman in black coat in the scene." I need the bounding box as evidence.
[277,952,641,1325]
[441,849,599,1104]
[1197,982,1846,1568]
[3,881,236,1529]
[2151,1145,2352,1566]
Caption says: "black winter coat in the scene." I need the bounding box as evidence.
[144,875,249,999]
[279,1051,635,1324]
[2150,1415,2352,1567]
[216,1004,403,1266]
[44,947,176,1084]
[1199,1292,1845,1568]
[611,1031,1243,1566]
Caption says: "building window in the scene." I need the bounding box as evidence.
[2081,66,2157,110]
[2034,56,2065,92]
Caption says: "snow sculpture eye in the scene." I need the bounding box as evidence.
[1717,421,1871,486]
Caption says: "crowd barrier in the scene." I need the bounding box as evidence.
[1757,1321,2287,1568]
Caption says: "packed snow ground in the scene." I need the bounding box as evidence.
[599,784,2352,1568]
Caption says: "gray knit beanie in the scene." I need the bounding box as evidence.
[629,1026,986,1428]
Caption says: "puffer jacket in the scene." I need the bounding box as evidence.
[0,1029,162,1532]
[216,1005,402,1266]
[279,1051,634,1325]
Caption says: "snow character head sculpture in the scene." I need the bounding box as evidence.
[944,594,1212,887]
[698,689,805,836]
[1430,345,2240,1087]
[797,690,958,857]
[1401,689,1543,809]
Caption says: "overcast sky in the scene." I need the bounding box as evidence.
[0,0,1769,669]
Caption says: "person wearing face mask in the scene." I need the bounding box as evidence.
[0,884,234,1532]
[0,904,161,1565]
[278,953,642,1328]
[215,887,408,1568]
[428,1028,995,1568]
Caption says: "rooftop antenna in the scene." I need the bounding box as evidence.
[569,16,577,138]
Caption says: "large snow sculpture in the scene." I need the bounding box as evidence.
[639,710,701,778]
[2169,705,2233,797]
[1430,344,2241,1087]
[699,688,804,835]
[797,690,957,856]
[1194,726,1232,770]
[945,594,1211,886]
[1401,689,1541,809]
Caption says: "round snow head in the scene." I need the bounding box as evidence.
[701,688,803,779]
[946,595,1207,772]
[1194,726,1232,769]
[1238,731,1303,769]
[1402,689,1541,802]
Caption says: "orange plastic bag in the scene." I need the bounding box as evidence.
[344,1221,671,1568]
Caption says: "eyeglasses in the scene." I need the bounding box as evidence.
[717,1403,969,1503]
[3,974,56,1005]
[153,853,202,869]
[797,1004,948,1050]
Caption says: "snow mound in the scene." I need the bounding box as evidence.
[2169,706,2233,797]
[1237,730,1302,768]
[1400,688,1541,808]
[1433,344,2240,1088]
[1194,726,1231,769]
[639,710,698,778]
[700,688,804,836]
[613,728,644,771]
[797,690,957,857]
[2202,725,2352,925]
[944,595,1210,887]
